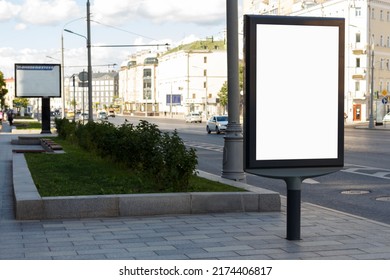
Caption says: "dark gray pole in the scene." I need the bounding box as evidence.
[369,38,375,129]
[222,0,245,181]
[87,0,93,122]
[284,177,302,240]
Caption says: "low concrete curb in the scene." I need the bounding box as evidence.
[12,154,281,220]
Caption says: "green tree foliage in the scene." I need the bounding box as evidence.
[0,71,8,109]
[55,119,198,192]
[13,97,29,109]
[217,61,244,114]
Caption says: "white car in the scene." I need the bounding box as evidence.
[383,112,390,122]
[185,112,202,123]
[97,111,108,120]
[206,115,228,134]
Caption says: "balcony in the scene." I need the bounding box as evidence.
[352,68,366,80]
[352,43,366,55]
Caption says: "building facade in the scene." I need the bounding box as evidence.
[119,51,159,116]
[64,71,118,115]
[119,41,228,119]
[243,0,390,123]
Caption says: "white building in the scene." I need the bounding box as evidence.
[119,41,228,119]
[119,51,159,116]
[243,0,390,123]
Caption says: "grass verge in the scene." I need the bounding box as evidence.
[25,138,245,197]
[14,121,41,130]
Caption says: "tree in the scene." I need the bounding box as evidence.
[0,71,8,109]
[217,81,228,114]
[13,97,29,109]
[217,61,244,115]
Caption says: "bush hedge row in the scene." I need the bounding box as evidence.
[55,118,198,192]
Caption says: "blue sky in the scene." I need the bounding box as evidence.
[0,0,233,77]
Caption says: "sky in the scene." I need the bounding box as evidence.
[0,0,236,78]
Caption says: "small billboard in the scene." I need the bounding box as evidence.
[244,15,344,170]
[15,63,61,98]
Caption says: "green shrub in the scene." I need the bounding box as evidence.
[54,118,198,191]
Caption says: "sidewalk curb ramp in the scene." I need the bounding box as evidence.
[12,154,281,220]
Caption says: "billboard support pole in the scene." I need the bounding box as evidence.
[41,98,51,134]
[285,177,302,240]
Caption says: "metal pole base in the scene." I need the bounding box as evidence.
[221,123,246,182]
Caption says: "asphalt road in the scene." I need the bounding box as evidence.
[109,116,390,225]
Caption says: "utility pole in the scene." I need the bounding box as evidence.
[87,0,93,122]
[221,0,246,181]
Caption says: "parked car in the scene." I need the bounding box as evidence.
[206,115,228,134]
[185,112,202,123]
[108,109,115,117]
[78,112,89,121]
[97,111,108,120]
[383,112,390,122]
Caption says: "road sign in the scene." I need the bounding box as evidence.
[382,97,388,104]
[78,71,88,82]
[382,90,388,96]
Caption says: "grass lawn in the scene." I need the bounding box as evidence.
[13,121,42,130]
[25,138,245,197]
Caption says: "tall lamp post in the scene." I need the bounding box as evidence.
[86,0,93,122]
[369,35,375,129]
[221,0,245,181]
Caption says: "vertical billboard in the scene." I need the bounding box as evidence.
[15,63,61,98]
[244,16,344,169]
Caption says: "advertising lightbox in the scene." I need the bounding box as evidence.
[244,15,344,170]
[15,64,61,98]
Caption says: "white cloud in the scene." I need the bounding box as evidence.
[138,0,226,25]
[92,0,225,25]
[18,0,80,25]
[14,23,27,30]
[0,0,20,21]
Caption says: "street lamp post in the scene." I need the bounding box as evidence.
[61,17,85,119]
[87,0,93,122]
[369,36,375,129]
[221,0,245,181]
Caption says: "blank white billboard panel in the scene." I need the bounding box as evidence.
[15,64,61,98]
[256,24,339,160]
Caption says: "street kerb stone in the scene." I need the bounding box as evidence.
[13,153,281,219]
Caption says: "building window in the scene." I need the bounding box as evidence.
[381,35,384,46]
[355,81,360,91]
[203,81,207,89]
[387,59,390,70]
[381,10,384,20]
[203,69,207,76]
[356,58,360,68]
[356,33,361,43]
[388,36,390,47]
[355,7,362,17]
[372,8,375,19]
[204,56,207,63]
[388,11,390,21]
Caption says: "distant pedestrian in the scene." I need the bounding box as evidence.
[7,110,14,126]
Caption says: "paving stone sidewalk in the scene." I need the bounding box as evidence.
[1,123,390,260]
